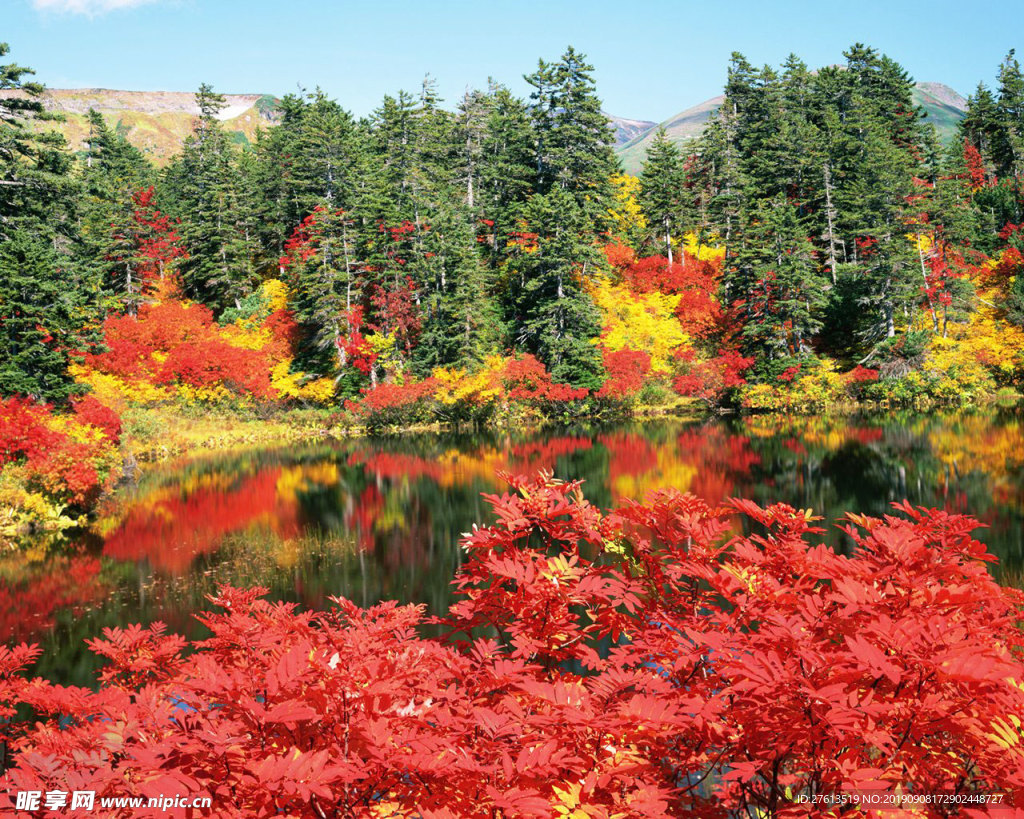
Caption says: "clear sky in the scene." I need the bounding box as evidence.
[7,0,1021,122]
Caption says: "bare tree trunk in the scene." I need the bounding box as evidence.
[823,163,838,284]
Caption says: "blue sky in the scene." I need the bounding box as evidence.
[8,0,1021,122]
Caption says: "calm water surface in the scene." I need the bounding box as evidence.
[6,410,1024,687]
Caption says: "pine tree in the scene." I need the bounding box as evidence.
[731,195,827,358]
[994,50,1024,185]
[165,84,256,311]
[0,231,95,401]
[639,128,688,262]
[477,82,536,265]
[506,187,604,389]
[525,47,617,228]
[0,43,100,401]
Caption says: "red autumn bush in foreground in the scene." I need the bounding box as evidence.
[2,474,1023,817]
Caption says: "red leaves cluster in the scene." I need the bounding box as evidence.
[348,378,437,413]
[964,143,991,191]
[846,365,881,383]
[85,299,297,401]
[672,349,755,404]
[336,306,376,375]
[2,474,1021,816]
[0,397,62,467]
[107,187,187,301]
[0,396,119,506]
[369,277,421,357]
[501,354,587,402]
[71,395,122,443]
[596,347,651,400]
[156,340,274,398]
[615,253,722,339]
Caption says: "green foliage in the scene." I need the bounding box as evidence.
[164,84,258,311]
[639,127,688,260]
[506,187,605,390]
[0,232,94,402]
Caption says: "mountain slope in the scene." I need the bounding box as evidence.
[604,112,658,147]
[3,82,966,173]
[612,82,968,174]
[0,88,280,163]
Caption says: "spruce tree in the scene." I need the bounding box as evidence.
[639,128,688,262]
[0,43,99,401]
[525,47,617,228]
[507,187,604,389]
[165,84,256,311]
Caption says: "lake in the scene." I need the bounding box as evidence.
[6,408,1024,688]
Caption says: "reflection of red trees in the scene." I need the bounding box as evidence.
[677,429,761,504]
[0,556,105,643]
[347,484,383,553]
[349,453,444,484]
[600,432,658,482]
[847,426,884,445]
[103,470,301,574]
[507,437,593,473]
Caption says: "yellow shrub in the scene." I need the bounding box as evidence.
[682,232,725,262]
[589,279,689,373]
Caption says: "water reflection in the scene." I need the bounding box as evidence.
[7,409,1024,687]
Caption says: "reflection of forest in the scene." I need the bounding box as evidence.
[6,408,1024,687]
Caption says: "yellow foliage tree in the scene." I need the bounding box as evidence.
[607,173,647,250]
[682,232,725,263]
[588,279,688,373]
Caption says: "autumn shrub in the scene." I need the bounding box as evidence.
[431,357,504,425]
[75,281,334,409]
[859,335,998,407]
[71,395,122,443]
[0,396,122,547]
[672,348,754,405]
[740,358,849,412]
[0,396,120,511]
[595,347,651,404]
[1,473,1021,816]
[344,378,438,431]
[343,354,594,430]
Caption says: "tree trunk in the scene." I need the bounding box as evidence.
[823,163,838,284]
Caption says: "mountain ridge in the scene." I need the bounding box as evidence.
[614,82,969,174]
[2,82,967,171]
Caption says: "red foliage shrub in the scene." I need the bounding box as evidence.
[596,347,651,400]
[602,240,636,271]
[777,364,801,382]
[0,397,117,506]
[156,340,274,399]
[344,378,438,429]
[72,395,122,443]
[1,475,1021,816]
[673,349,754,404]
[85,296,298,402]
[847,365,881,383]
[501,354,587,403]
[0,397,61,466]
[618,254,723,338]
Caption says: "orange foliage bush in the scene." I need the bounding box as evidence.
[80,293,301,404]
[0,396,120,507]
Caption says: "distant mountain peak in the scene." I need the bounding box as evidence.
[0,87,281,163]
[609,81,967,174]
[603,112,658,147]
